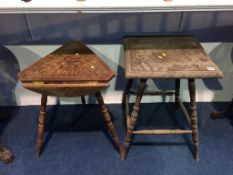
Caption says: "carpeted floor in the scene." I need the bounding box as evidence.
[0,102,232,175]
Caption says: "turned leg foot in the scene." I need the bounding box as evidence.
[36,94,47,157]
[188,79,199,161]
[122,79,146,160]
[95,92,122,154]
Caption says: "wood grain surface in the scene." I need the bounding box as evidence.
[19,41,115,82]
[124,36,223,79]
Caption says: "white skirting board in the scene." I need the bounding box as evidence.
[0,0,233,13]
[0,43,232,106]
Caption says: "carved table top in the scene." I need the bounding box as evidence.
[19,41,115,83]
[18,41,115,96]
[124,36,223,79]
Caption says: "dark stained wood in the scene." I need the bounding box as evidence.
[177,97,191,127]
[188,79,199,161]
[95,92,122,153]
[122,79,146,160]
[175,79,180,105]
[19,41,114,98]
[19,41,121,157]
[19,41,115,82]
[36,94,47,157]
[122,36,223,161]
[124,36,223,79]
[122,79,133,129]
[22,82,109,97]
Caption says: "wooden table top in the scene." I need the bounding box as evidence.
[19,41,115,83]
[123,36,223,79]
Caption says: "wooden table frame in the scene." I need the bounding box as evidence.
[36,92,122,157]
[121,78,199,160]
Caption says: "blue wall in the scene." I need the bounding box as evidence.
[0,11,232,44]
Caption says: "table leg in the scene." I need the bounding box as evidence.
[95,92,122,154]
[36,94,47,157]
[122,79,133,128]
[175,79,180,105]
[81,96,86,105]
[122,79,147,160]
[188,79,199,161]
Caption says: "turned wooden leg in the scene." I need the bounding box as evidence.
[95,91,122,154]
[188,79,199,161]
[122,79,133,128]
[122,79,147,160]
[81,96,86,105]
[0,146,14,164]
[175,79,180,105]
[36,94,47,157]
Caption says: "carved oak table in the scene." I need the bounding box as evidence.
[18,41,121,157]
[121,36,223,161]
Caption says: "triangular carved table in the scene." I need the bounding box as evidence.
[19,41,121,157]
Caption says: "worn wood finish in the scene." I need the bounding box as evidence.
[122,79,133,128]
[22,82,109,97]
[122,36,223,161]
[177,97,191,127]
[188,79,199,161]
[124,36,223,79]
[36,94,47,157]
[122,79,146,160]
[95,92,122,153]
[19,41,121,157]
[19,41,115,83]
[133,129,192,135]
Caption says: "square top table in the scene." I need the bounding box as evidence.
[122,36,223,161]
[124,36,223,79]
